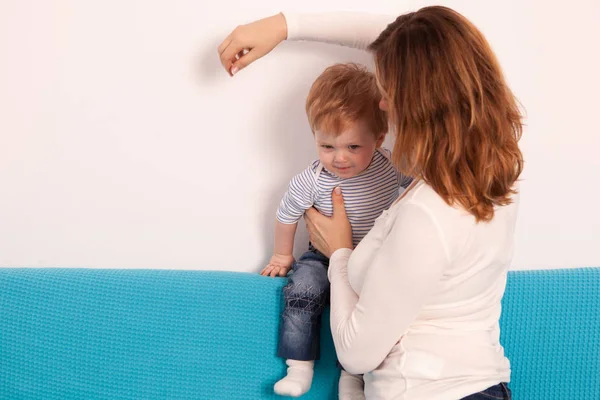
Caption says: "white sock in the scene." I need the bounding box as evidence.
[274,359,314,397]
[338,370,365,400]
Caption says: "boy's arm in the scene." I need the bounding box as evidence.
[261,221,298,277]
[262,165,317,277]
[274,220,297,257]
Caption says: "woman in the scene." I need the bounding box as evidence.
[219,7,522,400]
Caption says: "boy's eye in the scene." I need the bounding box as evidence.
[349,145,361,150]
[321,145,334,149]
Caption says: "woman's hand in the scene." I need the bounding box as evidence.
[217,13,287,76]
[305,187,353,258]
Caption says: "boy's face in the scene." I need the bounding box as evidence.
[315,119,384,179]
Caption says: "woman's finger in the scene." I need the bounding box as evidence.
[219,39,245,73]
[304,219,315,244]
[305,207,321,223]
[230,47,267,75]
[331,186,347,220]
[304,210,317,237]
[217,35,232,59]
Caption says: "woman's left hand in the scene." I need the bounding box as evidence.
[305,187,353,258]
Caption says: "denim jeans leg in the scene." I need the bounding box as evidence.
[277,250,330,361]
[460,383,512,399]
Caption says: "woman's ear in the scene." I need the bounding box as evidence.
[379,98,389,112]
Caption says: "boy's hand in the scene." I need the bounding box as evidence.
[260,253,295,277]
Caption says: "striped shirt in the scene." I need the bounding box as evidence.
[276,148,413,246]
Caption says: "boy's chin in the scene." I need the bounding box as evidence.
[335,169,358,178]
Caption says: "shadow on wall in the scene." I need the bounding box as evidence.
[195,36,227,83]
[195,38,372,270]
[260,74,313,266]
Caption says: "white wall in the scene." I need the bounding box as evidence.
[1,0,598,271]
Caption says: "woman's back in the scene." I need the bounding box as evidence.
[348,180,517,399]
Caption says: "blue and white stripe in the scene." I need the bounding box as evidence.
[276,148,413,246]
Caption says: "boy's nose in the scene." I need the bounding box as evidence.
[334,152,348,163]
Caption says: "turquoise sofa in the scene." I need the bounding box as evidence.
[0,267,598,399]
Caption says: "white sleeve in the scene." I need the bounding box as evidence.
[276,166,317,224]
[282,12,395,51]
[327,202,450,374]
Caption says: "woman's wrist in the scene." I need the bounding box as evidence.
[331,247,353,260]
[279,12,294,41]
[328,248,353,281]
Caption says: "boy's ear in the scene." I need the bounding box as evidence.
[376,133,386,147]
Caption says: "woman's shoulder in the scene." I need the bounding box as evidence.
[395,181,478,238]
[384,180,511,261]
[400,181,450,215]
[394,180,519,257]
[400,180,519,222]
[385,181,453,232]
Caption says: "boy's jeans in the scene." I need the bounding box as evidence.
[277,245,330,361]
